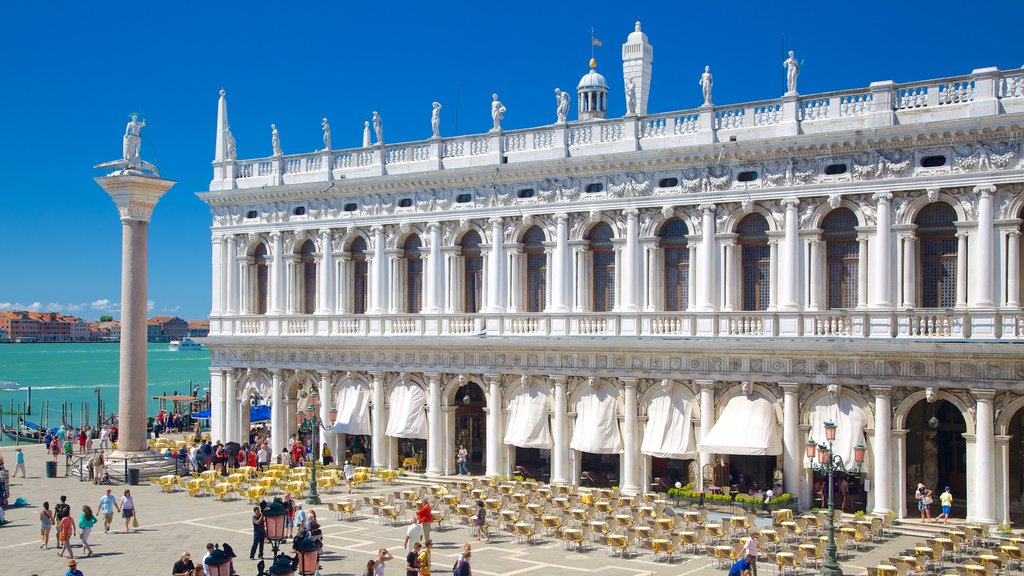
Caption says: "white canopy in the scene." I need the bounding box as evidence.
[385,382,427,439]
[332,382,371,436]
[806,395,868,471]
[570,384,622,454]
[503,383,552,449]
[697,394,782,456]
[641,386,696,459]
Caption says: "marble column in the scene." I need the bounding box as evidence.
[225,370,238,444]
[870,386,893,514]
[768,238,780,310]
[211,234,224,316]
[997,435,1012,524]
[225,236,239,315]
[1008,230,1022,308]
[621,378,640,494]
[975,185,996,306]
[426,223,443,313]
[697,380,716,486]
[370,226,386,313]
[426,374,442,476]
[551,376,569,484]
[622,210,640,311]
[894,430,907,519]
[507,245,523,312]
[486,375,503,476]
[316,229,334,314]
[781,384,800,498]
[873,193,893,308]
[807,238,822,310]
[486,218,506,312]
[781,198,801,310]
[271,370,285,458]
[722,239,736,311]
[687,242,698,310]
[699,204,716,310]
[270,232,284,314]
[956,230,968,308]
[974,390,997,523]
[371,373,386,468]
[857,235,869,308]
[319,371,333,459]
[551,214,570,312]
[210,369,225,443]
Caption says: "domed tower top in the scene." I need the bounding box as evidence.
[577,58,608,121]
[622,20,653,116]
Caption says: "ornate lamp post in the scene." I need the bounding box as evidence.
[266,556,297,576]
[264,500,288,559]
[296,389,336,505]
[805,420,866,576]
[204,548,232,576]
[295,537,320,576]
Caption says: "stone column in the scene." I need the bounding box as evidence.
[426,223,443,313]
[1008,230,1021,307]
[225,370,238,443]
[95,173,174,454]
[699,204,716,310]
[573,241,590,311]
[873,193,893,308]
[317,229,334,314]
[975,185,996,306]
[225,236,239,315]
[697,380,716,486]
[782,198,801,310]
[551,376,569,484]
[807,237,822,310]
[271,370,285,458]
[973,390,997,523]
[894,429,907,518]
[781,384,800,498]
[269,232,284,314]
[643,239,661,311]
[370,226,386,313]
[956,230,969,308]
[768,238,780,310]
[621,378,640,494]
[507,245,523,312]
[211,234,224,316]
[337,254,351,313]
[551,214,570,312]
[622,210,640,311]
[486,374,503,476]
[722,238,736,311]
[870,386,893,514]
[687,241,698,310]
[997,435,1012,524]
[319,371,333,458]
[486,218,506,312]
[210,369,225,443]
[426,374,442,476]
[371,373,386,468]
[857,235,869,308]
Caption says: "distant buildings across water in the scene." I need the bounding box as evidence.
[0,311,209,343]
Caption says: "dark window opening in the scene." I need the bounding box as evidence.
[920,155,947,168]
[658,177,679,188]
[585,183,604,193]
[737,171,758,182]
[455,193,473,203]
[246,210,258,219]
[517,188,535,198]
[344,203,358,212]
[292,206,306,216]
[398,198,413,208]
[824,163,848,175]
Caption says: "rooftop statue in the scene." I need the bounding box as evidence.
[783,50,800,95]
[372,111,384,145]
[554,88,569,124]
[271,124,282,156]
[625,80,637,115]
[322,117,331,151]
[491,94,506,132]
[225,127,237,161]
[431,102,441,139]
[94,113,160,176]
[363,121,371,148]
[699,66,713,107]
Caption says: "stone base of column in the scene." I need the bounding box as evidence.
[102,450,179,480]
[970,309,998,338]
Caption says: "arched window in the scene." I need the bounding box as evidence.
[253,243,269,315]
[403,235,422,313]
[822,208,858,309]
[299,240,317,314]
[589,223,615,312]
[462,231,483,313]
[738,214,770,311]
[523,226,547,312]
[659,219,689,311]
[916,202,957,308]
[350,237,368,315]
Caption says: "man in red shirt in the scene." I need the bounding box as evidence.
[416,499,433,542]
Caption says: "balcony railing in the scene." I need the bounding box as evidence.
[208,308,1010,340]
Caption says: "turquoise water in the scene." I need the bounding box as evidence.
[0,342,210,432]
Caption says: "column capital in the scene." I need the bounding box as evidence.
[269,230,282,241]
[317,370,331,379]
[694,379,717,391]
[620,377,640,388]
[271,369,284,378]
[779,383,800,394]
[550,375,569,386]
[555,213,569,223]
[1009,230,1022,239]
[422,372,443,382]
[319,228,333,238]
[873,191,893,203]
[974,184,997,196]
[973,389,997,401]
[371,225,384,234]
[782,197,800,209]
[995,435,1012,445]
[699,203,716,214]
[483,373,503,384]
[869,385,893,398]
[427,221,441,232]
[624,208,639,219]
[489,216,503,226]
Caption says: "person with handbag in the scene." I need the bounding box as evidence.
[118,489,138,533]
[56,509,76,559]
[78,505,97,557]
[915,483,934,523]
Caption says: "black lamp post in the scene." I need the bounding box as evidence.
[204,548,233,576]
[296,389,336,506]
[805,420,866,576]
[295,537,320,576]
[266,555,297,576]
[264,500,288,559]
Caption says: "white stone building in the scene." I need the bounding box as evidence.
[199,22,1024,525]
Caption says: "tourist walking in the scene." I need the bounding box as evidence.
[14,448,26,479]
[56,507,76,558]
[98,488,116,533]
[294,503,306,533]
[404,519,423,551]
[79,505,96,557]
[65,558,84,576]
[916,483,934,523]
[405,542,421,576]
[416,540,432,576]
[118,488,137,533]
[454,543,471,572]
[937,486,954,523]
[343,460,355,493]
[738,530,766,576]
[456,445,469,476]
[454,549,471,576]
[99,427,110,452]
[55,495,71,521]
[367,547,394,576]
[474,501,489,543]
[249,506,266,560]
[39,501,54,549]
[416,499,433,542]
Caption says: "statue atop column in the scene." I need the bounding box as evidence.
[783,50,800,95]
[95,114,160,176]
[554,88,570,124]
[271,124,282,156]
[372,111,384,145]
[699,66,713,107]
[490,94,506,132]
[321,118,331,151]
[431,102,441,139]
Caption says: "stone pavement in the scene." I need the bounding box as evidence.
[0,443,923,576]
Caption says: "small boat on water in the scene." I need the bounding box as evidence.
[1,420,49,442]
[168,338,204,351]
[0,381,19,390]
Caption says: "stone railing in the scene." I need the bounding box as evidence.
[207,307,1011,340]
[210,67,1024,191]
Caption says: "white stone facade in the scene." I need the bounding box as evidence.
[200,25,1024,526]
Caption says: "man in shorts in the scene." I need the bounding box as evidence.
[937,486,954,523]
[98,489,116,533]
[404,518,423,550]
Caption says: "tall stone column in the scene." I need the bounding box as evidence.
[507,246,523,312]
[857,235,869,308]
[225,236,239,315]
[621,378,640,494]
[370,226,386,313]
[782,198,800,310]
[551,214,570,312]
[316,229,334,314]
[699,204,716,310]
[721,239,736,311]
[997,435,1012,524]
[1008,230,1022,308]
[211,234,224,316]
[781,384,800,498]
[768,236,781,310]
[956,230,969,308]
[225,370,238,443]
[974,185,996,306]
[426,222,443,313]
[485,218,505,312]
[873,193,893,308]
[95,172,174,455]
[270,232,284,314]
[426,374,442,476]
[807,237,822,310]
[870,386,893,514]
[973,390,997,523]
[209,369,225,443]
[697,380,716,486]
[486,374,503,476]
[622,210,640,311]
[271,370,285,458]
[901,234,917,308]
[318,371,334,458]
[370,373,386,468]
[551,376,569,484]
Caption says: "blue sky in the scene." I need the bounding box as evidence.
[1,1,1021,321]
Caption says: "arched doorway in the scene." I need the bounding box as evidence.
[454,382,486,475]
[904,399,966,518]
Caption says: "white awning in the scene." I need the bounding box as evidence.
[805,395,868,471]
[503,384,552,449]
[570,384,622,454]
[332,383,371,436]
[641,387,696,459]
[697,394,782,456]
[385,382,427,439]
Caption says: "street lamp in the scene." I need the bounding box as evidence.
[264,500,288,559]
[806,420,866,576]
[296,389,335,505]
[266,555,296,576]
[204,548,232,576]
[295,537,320,576]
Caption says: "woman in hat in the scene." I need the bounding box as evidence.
[915,483,933,523]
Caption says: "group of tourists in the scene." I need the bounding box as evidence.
[915,483,955,523]
[37,488,138,566]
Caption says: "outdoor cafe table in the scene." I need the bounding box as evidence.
[371,495,387,506]
[595,501,613,513]
[683,511,702,523]
[964,564,989,576]
[564,528,584,550]
[401,490,418,500]
[652,538,672,557]
[656,517,675,530]
[775,509,794,521]
[875,565,899,576]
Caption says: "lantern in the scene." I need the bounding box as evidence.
[264,501,288,542]
[295,537,319,576]
[823,420,837,443]
[204,549,232,576]
[329,407,338,419]
[805,439,818,460]
[267,555,297,576]
[853,441,867,465]
[306,404,314,417]
[816,443,830,465]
